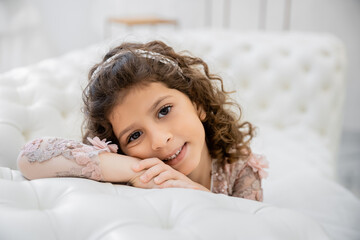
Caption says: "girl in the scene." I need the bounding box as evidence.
[17,40,268,201]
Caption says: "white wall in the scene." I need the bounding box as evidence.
[0,0,53,70]
[1,0,359,132]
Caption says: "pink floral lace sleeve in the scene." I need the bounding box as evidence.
[211,153,269,201]
[17,137,118,181]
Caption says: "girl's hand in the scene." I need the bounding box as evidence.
[130,158,210,192]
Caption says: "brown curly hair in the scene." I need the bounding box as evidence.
[82,40,255,164]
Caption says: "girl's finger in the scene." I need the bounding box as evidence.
[159,179,190,189]
[132,157,162,172]
[153,170,175,185]
[140,163,168,183]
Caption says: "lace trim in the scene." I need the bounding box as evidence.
[20,137,118,181]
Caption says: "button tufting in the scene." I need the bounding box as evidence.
[320,49,330,57]
[298,105,307,113]
[319,128,327,136]
[258,101,268,109]
[241,79,249,88]
[275,122,284,129]
[303,64,311,73]
[279,49,290,57]
[322,82,331,91]
[22,131,30,140]
[241,44,252,52]
[335,62,342,72]
[260,60,269,70]
[61,111,68,119]
[221,60,230,69]
[281,81,291,90]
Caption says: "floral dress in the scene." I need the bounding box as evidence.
[211,154,268,201]
[17,137,268,201]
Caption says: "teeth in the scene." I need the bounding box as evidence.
[164,146,183,161]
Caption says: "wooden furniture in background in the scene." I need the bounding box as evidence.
[105,16,178,37]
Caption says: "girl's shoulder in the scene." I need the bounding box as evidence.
[211,153,269,199]
[212,153,269,180]
[243,153,269,179]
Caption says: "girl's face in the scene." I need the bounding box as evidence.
[109,82,210,176]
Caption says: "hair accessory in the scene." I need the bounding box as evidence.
[90,49,183,82]
[134,49,183,73]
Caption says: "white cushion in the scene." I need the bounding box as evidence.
[0,168,328,240]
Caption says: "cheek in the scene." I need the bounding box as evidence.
[181,115,205,138]
[123,140,158,160]
[124,151,146,161]
[123,146,148,159]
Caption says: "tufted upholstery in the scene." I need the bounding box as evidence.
[1,30,359,240]
[164,31,347,168]
[0,167,330,240]
[0,30,346,174]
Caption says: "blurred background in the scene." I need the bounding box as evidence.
[0,0,359,196]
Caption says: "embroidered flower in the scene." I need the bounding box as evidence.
[107,144,119,153]
[87,136,118,153]
[82,162,102,181]
[22,138,43,153]
[91,167,102,181]
[72,145,96,153]
[247,154,269,179]
[72,151,92,165]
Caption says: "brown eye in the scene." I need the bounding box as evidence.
[128,131,142,143]
[158,105,172,118]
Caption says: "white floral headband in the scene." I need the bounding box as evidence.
[90,49,183,82]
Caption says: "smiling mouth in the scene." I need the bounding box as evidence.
[163,144,184,162]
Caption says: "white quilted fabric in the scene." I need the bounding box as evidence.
[0,171,328,240]
[0,30,346,176]
[1,30,359,240]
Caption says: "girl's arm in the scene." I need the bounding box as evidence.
[17,137,153,186]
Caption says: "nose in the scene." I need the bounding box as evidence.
[150,125,172,150]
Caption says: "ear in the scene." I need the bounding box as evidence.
[193,103,206,121]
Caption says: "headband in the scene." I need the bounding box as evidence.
[90,49,183,82]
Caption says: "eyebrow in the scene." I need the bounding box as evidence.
[117,95,172,142]
[148,95,172,114]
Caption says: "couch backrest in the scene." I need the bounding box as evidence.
[0,30,346,170]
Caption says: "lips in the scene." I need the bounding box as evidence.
[163,143,187,166]
[163,145,184,161]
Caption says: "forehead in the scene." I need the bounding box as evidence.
[109,82,176,123]
[118,82,171,106]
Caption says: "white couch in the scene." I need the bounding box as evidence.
[0,29,359,240]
